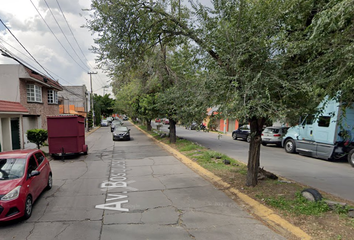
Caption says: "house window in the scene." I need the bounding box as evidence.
[48,90,58,104]
[27,84,42,102]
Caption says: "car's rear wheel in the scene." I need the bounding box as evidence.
[262,142,267,146]
[46,173,53,190]
[232,133,237,140]
[348,149,354,167]
[285,139,296,153]
[24,196,33,220]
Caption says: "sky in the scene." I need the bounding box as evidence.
[0,0,113,96]
[0,0,212,97]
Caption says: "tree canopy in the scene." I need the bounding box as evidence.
[87,0,354,186]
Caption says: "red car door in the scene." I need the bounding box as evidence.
[25,155,41,201]
[34,152,48,191]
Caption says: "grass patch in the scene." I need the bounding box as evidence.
[264,192,330,216]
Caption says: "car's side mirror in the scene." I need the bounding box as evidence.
[30,170,40,177]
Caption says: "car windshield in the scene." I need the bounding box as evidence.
[0,158,26,180]
[114,127,128,132]
[102,120,108,123]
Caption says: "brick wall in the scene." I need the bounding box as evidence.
[20,80,60,130]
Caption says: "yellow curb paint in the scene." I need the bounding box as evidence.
[134,124,312,240]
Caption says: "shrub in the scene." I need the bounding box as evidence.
[27,129,48,149]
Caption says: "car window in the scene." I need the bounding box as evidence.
[239,125,250,130]
[0,158,26,180]
[27,155,38,175]
[264,128,280,134]
[282,128,289,134]
[35,152,45,165]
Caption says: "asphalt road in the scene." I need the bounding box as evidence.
[152,122,354,203]
[0,122,285,240]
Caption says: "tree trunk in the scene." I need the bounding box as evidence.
[246,116,266,187]
[146,119,152,131]
[169,119,177,144]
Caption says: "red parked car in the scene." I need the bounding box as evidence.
[0,149,52,221]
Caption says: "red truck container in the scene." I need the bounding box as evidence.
[47,115,88,156]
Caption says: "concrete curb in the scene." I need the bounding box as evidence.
[134,124,312,240]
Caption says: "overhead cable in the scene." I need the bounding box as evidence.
[29,0,90,73]
[0,19,55,80]
[43,0,89,71]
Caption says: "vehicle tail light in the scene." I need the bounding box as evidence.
[261,134,264,136]
[273,134,281,137]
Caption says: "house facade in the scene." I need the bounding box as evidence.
[0,64,63,151]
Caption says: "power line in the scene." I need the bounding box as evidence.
[1,40,109,98]
[0,19,55,80]
[52,0,108,88]
[43,0,89,71]
[29,0,90,73]
[55,0,91,68]
[0,38,74,86]
[0,45,87,100]
[52,0,108,87]
[0,41,88,100]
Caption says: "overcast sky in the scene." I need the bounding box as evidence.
[0,0,212,97]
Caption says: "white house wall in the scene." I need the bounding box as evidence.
[0,117,11,151]
[0,65,21,102]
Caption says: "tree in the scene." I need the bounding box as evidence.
[27,129,48,149]
[94,94,115,119]
[86,0,354,187]
[88,110,93,129]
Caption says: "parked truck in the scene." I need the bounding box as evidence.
[282,99,354,167]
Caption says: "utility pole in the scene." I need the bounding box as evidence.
[88,72,97,127]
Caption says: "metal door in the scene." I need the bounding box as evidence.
[11,118,20,150]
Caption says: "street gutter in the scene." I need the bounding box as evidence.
[133,122,312,240]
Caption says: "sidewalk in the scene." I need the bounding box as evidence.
[98,123,289,240]
[132,122,311,239]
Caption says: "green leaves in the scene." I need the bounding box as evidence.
[27,129,48,149]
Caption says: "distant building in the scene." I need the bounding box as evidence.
[58,85,89,117]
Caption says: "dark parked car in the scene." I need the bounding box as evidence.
[0,149,52,221]
[111,120,123,132]
[112,126,131,141]
[232,125,251,142]
[261,126,289,147]
[186,122,198,130]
